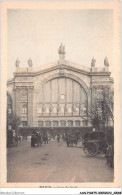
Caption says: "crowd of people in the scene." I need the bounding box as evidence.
[16,129,114,168]
[30,130,78,147]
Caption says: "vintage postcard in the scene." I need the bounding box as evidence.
[1,1,120,189]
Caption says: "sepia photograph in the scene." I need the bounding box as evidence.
[1,1,120,189]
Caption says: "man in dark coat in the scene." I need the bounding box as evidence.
[31,134,34,147]
[57,134,60,143]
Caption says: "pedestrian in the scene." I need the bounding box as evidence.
[65,135,69,147]
[57,134,60,143]
[18,135,21,143]
[31,134,34,147]
[106,144,114,167]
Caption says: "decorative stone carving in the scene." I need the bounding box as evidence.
[20,90,28,101]
[79,104,83,112]
[49,104,53,112]
[92,76,108,82]
[72,104,76,112]
[59,67,65,75]
[16,77,32,82]
[91,57,96,67]
[64,104,68,112]
[96,89,103,99]
[58,43,65,60]
[15,58,20,68]
[104,57,109,66]
[57,104,61,112]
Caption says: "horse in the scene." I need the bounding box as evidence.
[66,134,78,147]
[31,133,42,148]
[42,134,48,144]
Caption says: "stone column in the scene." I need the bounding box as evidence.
[91,85,96,105]
[73,120,75,127]
[66,121,69,127]
[14,88,21,117]
[28,88,33,126]
[13,88,16,113]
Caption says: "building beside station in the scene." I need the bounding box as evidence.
[7,44,114,129]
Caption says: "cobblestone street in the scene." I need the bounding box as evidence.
[7,140,114,183]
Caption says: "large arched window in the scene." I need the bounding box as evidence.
[42,78,87,104]
[38,77,88,117]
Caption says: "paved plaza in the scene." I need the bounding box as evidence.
[7,140,114,183]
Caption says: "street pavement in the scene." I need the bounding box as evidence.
[7,140,114,182]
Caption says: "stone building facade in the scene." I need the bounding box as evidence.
[7,44,113,128]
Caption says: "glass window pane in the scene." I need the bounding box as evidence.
[22,121,27,126]
[75,120,80,126]
[60,120,66,127]
[68,120,73,127]
[82,120,88,127]
[53,121,59,127]
[45,121,51,127]
[38,121,44,127]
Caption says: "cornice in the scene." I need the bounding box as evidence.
[13,64,111,78]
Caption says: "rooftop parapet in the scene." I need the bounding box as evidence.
[14,45,110,75]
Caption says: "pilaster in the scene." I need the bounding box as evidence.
[28,88,33,126]
[14,88,21,117]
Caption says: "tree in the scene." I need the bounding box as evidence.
[81,87,114,130]
[7,112,21,131]
[85,100,103,131]
[94,87,114,128]
[7,112,21,145]
[100,87,114,124]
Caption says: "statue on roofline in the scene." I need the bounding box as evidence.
[104,57,109,66]
[91,57,96,67]
[28,58,33,67]
[58,43,65,60]
[15,58,20,68]
[58,43,65,55]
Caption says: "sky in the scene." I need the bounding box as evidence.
[7,9,114,79]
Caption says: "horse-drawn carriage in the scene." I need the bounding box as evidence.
[65,132,78,147]
[42,132,48,144]
[31,132,42,147]
[82,131,114,167]
[82,131,108,156]
[31,131,49,147]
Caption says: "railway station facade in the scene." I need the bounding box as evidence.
[7,44,114,129]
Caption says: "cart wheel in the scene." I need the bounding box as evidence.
[83,142,98,157]
[87,142,98,156]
